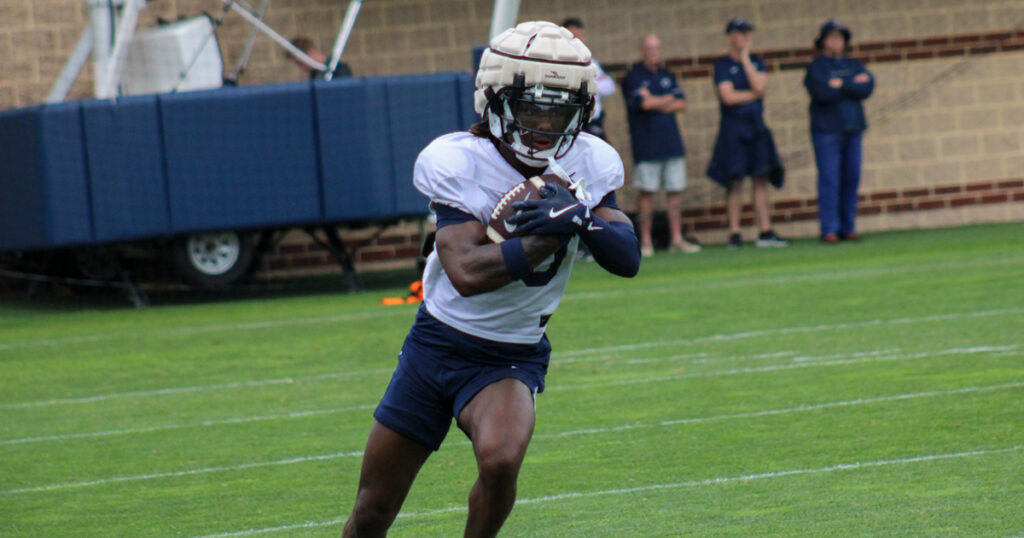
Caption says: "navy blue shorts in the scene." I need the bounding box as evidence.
[373,305,550,451]
[707,117,784,189]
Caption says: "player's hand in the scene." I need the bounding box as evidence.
[509,183,590,236]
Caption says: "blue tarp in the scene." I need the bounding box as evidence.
[0,72,477,252]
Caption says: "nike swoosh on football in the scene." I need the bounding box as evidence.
[548,204,578,219]
[502,193,531,233]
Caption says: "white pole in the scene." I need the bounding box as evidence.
[323,0,361,81]
[99,0,143,98]
[219,0,326,72]
[88,0,116,97]
[226,0,271,81]
[48,26,94,103]
[489,0,521,40]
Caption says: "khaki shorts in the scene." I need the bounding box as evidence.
[634,157,687,193]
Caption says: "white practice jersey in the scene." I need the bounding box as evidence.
[414,132,624,344]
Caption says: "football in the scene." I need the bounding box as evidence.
[486,174,570,243]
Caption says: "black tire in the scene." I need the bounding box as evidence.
[171,231,254,289]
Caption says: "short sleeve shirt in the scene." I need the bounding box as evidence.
[622,62,686,163]
[713,55,766,120]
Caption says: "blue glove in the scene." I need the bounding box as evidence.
[509,183,590,236]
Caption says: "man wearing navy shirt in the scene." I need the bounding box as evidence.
[623,34,700,256]
[804,20,874,243]
[707,18,789,249]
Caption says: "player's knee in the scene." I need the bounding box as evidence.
[475,444,525,487]
[350,488,402,531]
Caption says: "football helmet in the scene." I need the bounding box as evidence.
[475,21,597,167]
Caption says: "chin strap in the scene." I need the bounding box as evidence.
[547,157,592,202]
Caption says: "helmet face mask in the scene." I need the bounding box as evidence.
[489,79,591,167]
[474,21,597,168]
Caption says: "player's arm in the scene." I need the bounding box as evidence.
[664,99,686,113]
[740,52,768,94]
[435,219,565,297]
[716,80,761,106]
[843,62,874,100]
[511,187,640,278]
[803,59,844,103]
[580,205,641,278]
[657,79,687,114]
[639,90,677,112]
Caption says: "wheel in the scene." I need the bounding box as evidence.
[171,231,254,289]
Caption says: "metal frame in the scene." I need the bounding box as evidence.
[49,0,370,101]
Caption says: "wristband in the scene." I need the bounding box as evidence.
[500,237,532,280]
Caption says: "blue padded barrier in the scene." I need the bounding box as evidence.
[315,77,395,221]
[0,103,93,251]
[82,95,171,242]
[0,72,478,254]
[160,84,322,234]
[384,73,462,216]
[0,107,45,251]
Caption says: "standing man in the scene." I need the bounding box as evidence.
[342,21,640,537]
[706,18,789,249]
[623,34,701,257]
[561,17,616,141]
[804,20,874,243]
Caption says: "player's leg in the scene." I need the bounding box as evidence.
[663,157,698,252]
[665,191,684,245]
[457,378,536,538]
[634,161,659,256]
[726,179,744,235]
[752,177,772,232]
[812,131,842,240]
[838,132,864,238]
[343,421,432,537]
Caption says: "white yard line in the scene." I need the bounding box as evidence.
[0,368,393,410]
[0,451,365,496]
[536,381,1024,439]
[3,254,1021,353]
[0,403,376,446]
[0,310,408,351]
[3,308,1020,410]
[554,307,1024,359]
[194,445,1024,537]
[562,254,1024,302]
[3,381,1020,496]
[4,349,1013,446]
[551,346,1018,391]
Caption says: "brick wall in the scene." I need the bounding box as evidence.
[597,29,1024,244]
[1,0,1021,272]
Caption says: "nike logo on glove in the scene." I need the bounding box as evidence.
[548,204,579,219]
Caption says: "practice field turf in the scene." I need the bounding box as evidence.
[1,223,1022,537]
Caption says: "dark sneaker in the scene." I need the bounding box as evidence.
[756,230,791,248]
[727,233,743,250]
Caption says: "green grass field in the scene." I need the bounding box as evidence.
[2,223,1023,537]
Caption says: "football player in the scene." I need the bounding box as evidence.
[342,21,640,537]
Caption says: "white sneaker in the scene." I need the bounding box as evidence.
[641,244,655,258]
[669,240,701,254]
